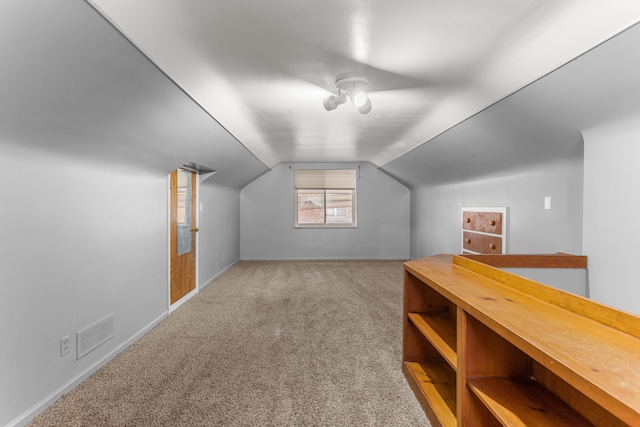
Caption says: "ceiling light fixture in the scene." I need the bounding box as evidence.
[323,75,372,114]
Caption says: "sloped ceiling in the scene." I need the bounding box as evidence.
[0,0,269,187]
[2,1,640,188]
[383,18,640,186]
[88,0,640,174]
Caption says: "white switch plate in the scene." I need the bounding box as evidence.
[544,196,551,210]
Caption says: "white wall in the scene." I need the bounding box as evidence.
[410,157,584,259]
[0,143,167,426]
[0,4,263,423]
[240,163,410,260]
[583,117,640,315]
[0,142,245,427]
[198,180,242,286]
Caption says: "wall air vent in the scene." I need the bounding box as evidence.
[77,314,114,360]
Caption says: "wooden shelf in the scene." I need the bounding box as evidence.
[467,377,594,427]
[403,361,456,427]
[407,312,457,369]
[402,254,640,426]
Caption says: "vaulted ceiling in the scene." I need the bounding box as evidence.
[2,1,640,188]
[88,0,640,171]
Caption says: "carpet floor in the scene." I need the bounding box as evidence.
[28,260,430,426]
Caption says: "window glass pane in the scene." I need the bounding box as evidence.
[326,189,353,224]
[297,190,325,224]
[177,169,192,255]
[294,170,356,228]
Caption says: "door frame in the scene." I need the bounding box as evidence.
[168,167,200,312]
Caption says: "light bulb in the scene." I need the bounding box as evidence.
[352,91,368,107]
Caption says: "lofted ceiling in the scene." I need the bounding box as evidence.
[87,0,640,170]
[3,1,640,189]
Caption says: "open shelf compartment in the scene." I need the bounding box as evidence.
[403,360,456,427]
[467,376,594,427]
[407,311,456,369]
[459,310,626,426]
[403,270,459,426]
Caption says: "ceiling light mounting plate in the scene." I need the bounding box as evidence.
[335,75,369,92]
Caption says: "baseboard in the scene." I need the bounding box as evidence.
[169,287,198,313]
[199,258,240,290]
[6,312,168,427]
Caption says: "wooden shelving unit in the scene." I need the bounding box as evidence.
[402,254,640,427]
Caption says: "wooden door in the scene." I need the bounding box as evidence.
[170,169,197,304]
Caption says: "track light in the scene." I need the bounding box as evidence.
[323,75,372,114]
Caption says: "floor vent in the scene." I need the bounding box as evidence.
[77,314,114,360]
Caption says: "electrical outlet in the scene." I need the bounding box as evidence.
[544,196,552,210]
[60,335,71,357]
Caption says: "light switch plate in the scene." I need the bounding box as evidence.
[544,196,551,210]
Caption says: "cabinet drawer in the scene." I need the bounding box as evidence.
[463,211,503,234]
[463,231,502,254]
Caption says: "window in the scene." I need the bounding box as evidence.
[295,169,356,227]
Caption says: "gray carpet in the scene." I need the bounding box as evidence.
[28,260,430,426]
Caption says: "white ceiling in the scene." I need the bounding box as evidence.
[87,0,640,169]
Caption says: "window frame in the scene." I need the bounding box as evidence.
[294,169,357,229]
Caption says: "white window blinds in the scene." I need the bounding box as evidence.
[294,169,356,189]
